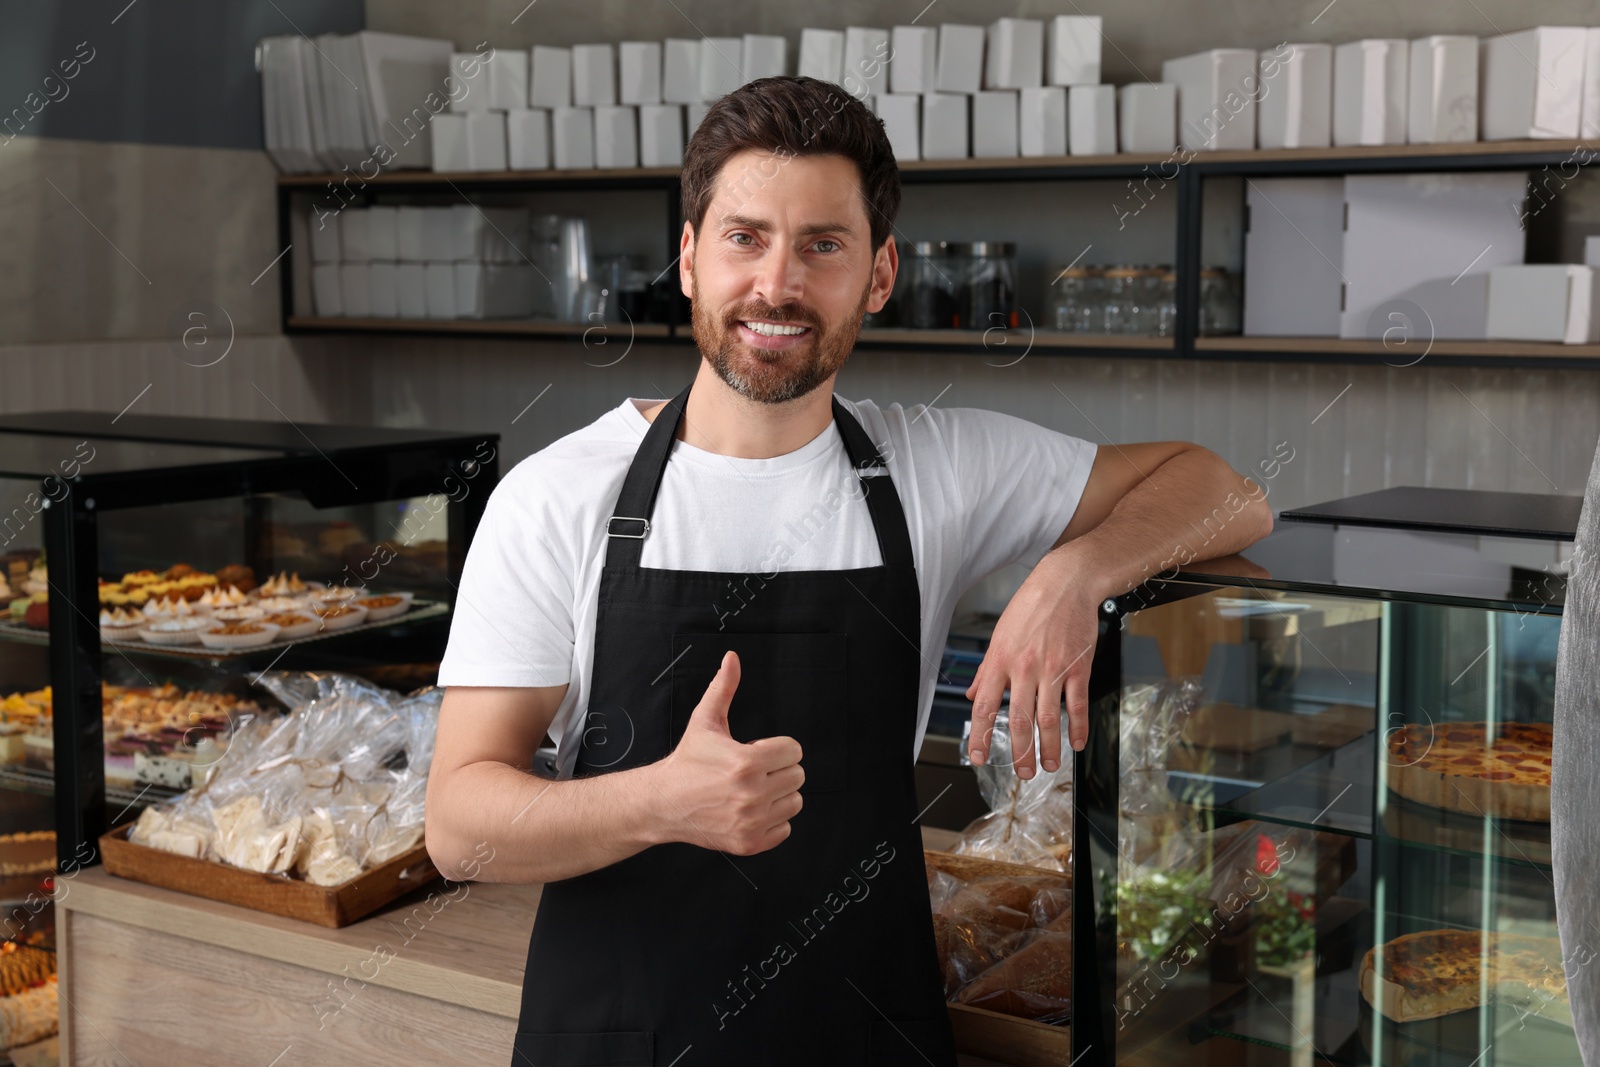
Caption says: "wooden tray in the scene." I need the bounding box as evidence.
[98,823,439,927]
[947,1003,1071,1067]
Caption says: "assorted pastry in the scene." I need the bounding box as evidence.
[130,671,436,888]
[0,682,264,789]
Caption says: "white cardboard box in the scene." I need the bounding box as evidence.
[1408,36,1477,143]
[687,102,710,140]
[595,105,639,169]
[339,264,371,317]
[891,26,938,94]
[530,46,572,109]
[700,37,743,101]
[986,18,1043,90]
[972,90,1019,157]
[640,105,685,166]
[936,25,985,94]
[573,44,617,107]
[430,113,470,171]
[448,51,491,113]
[843,27,889,100]
[424,262,459,318]
[1046,16,1100,86]
[449,205,530,262]
[489,50,529,111]
[1243,177,1345,336]
[743,35,787,82]
[311,263,342,316]
[663,39,701,104]
[311,212,341,262]
[507,108,552,170]
[1118,83,1177,152]
[465,112,508,171]
[1020,86,1067,157]
[1481,27,1587,140]
[619,42,663,106]
[1341,172,1529,341]
[1257,44,1332,149]
[1333,39,1407,146]
[877,93,920,160]
[1163,48,1258,151]
[922,92,969,159]
[456,264,537,319]
[367,206,398,261]
[1486,265,1600,343]
[368,262,398,318]
[799,29,845,84]
[340,208,371,262]
[1583,29,1600,139]
[396,207,426,262]
[1068,84,1116,155]
[422,206,456,262]
[395,262,427,318]
[553,106,596,169]
[1587,235,1600,267]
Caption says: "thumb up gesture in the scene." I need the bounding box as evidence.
[658,651,805,855]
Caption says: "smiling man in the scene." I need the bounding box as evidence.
[426,76,1272,1066]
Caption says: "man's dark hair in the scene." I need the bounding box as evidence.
[681,76,901,251]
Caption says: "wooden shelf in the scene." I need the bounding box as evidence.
[860,328,1174,350]
[287,316,673,338]
[1194,335,1600,362]
[274,139,1596,189]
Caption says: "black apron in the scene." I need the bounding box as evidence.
[512,381,959,1066]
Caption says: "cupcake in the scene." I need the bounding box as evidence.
[310,603,367,632]
[354,591,413,622]
[261,611,318,639]
[197,621,280,650]
[138,617,213,646]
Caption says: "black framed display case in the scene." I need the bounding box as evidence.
[1072,518,1574,1067]
[0,411,497,875]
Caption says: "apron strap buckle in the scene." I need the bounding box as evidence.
[606,515,651,538]
[854,459,888,479]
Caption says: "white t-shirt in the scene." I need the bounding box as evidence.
[437,395,1098,778]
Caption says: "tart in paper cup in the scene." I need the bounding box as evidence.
[100,624,145,644]
[311,603,368,632]
[260,612,319,640]
[210,605,266,624]
[354,591,413,622]
[309,585,365,607]
[138,618,214,646]
[197,622,281,650]
[254,595,308,613]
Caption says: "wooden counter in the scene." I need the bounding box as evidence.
[54,827,1021,1066]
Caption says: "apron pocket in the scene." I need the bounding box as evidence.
[670,632,849,794]
[511,1030,653,1066]
[867,1016,954,1064]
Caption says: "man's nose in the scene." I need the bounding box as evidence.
[752,244,805,308]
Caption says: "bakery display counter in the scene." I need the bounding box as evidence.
[54,826,1023,1067]
[1076,520,1574,1067]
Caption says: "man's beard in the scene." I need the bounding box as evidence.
[691,273,870,405]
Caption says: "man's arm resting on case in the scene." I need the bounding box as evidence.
[425,652,803,884]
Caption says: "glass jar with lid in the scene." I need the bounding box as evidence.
[1048,265,1101,333]
[1101,266,1141,334]
[900,240,961,329]
[1131,266,1166,336]
[1199,266,1242,336]
[1155,269,1178,338]
[960,241,1018,331]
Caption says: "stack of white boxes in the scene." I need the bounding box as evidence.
[310,205,538,320]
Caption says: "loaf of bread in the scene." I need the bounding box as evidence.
[953,930,1072,1022]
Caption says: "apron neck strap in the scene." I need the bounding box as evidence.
[604,381,916,572]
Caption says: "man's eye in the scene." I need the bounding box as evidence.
[730,233,753,246]
[814,240,839,253]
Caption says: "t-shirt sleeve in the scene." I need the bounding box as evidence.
[436,469,576,688]
[931,406,1099,592]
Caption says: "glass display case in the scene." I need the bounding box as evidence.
[1073,520,1574,1067]
[0,410,496,879]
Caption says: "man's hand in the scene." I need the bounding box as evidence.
[965,552,1102,778]
[652,651,805,855]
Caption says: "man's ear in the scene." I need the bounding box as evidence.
[679,220,695,300]
[865,236,898,314]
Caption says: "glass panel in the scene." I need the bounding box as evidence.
[0,434,275,480]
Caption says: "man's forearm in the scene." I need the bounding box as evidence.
[426,760,671,885]
[1053,446,1272,602]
